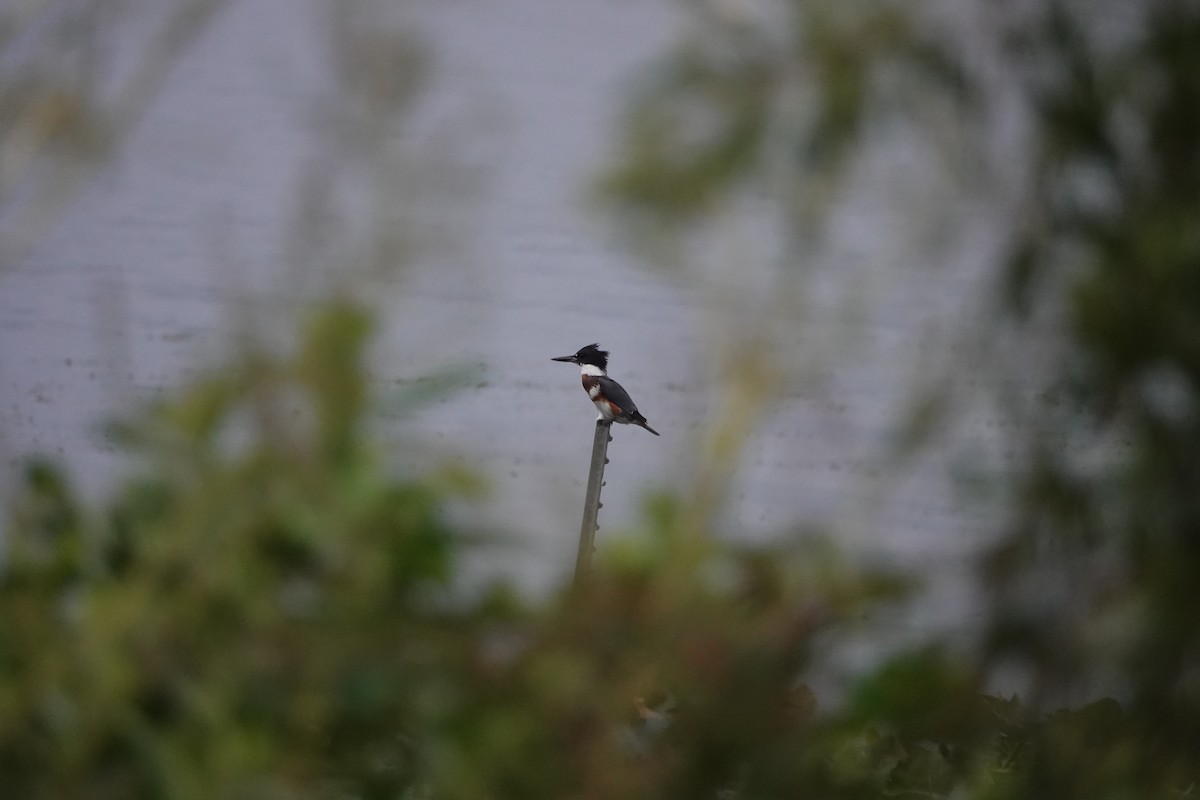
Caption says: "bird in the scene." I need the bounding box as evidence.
[552,343,660,436]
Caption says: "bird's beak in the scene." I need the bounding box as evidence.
[551,355,577,363]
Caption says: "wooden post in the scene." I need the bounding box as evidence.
[573,419,612,587]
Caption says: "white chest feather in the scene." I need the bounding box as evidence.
[592,396,615,420]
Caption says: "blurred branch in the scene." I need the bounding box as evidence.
[0,0,226,268]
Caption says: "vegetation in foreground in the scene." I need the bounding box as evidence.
[1,303,1197,799]
[4,0,1200,796]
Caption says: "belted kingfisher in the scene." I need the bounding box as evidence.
[553,343,660,436]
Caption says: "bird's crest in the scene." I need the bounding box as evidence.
[574,343,608,371]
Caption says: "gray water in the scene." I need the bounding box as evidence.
[1,0,1007,620]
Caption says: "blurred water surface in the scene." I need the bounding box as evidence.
[1,0,1003,619]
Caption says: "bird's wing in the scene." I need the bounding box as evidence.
[597,375,639,415]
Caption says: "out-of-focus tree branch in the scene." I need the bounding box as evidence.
[0,0,226,268]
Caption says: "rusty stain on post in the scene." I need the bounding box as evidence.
[573,419,612,587]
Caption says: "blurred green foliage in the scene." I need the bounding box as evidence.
[0,299,915,797]
[2,299,1195,798]
[5,0,1200,797]
[600,1,970,240]
[2,305,465,797]
[979,2,1200,792]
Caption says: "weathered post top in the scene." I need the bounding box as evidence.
[573,419,612,588]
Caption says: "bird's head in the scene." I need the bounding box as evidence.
[552,343,608,371]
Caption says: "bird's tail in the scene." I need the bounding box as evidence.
[634,414,660,436]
